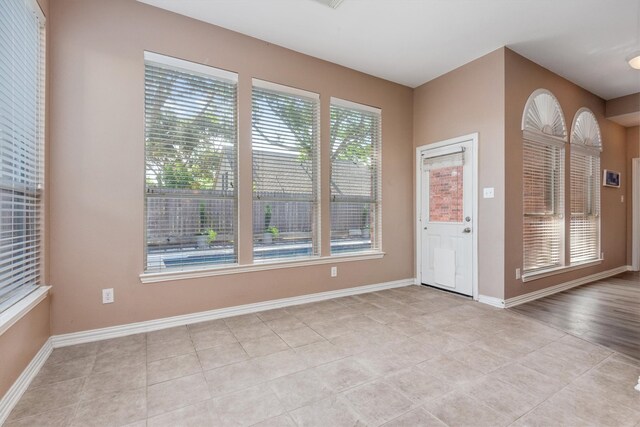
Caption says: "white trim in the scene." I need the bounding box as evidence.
[52,278,414,348]
[521,88,568,142]
[522,259,602,282]
[505,265,629,308]
[330,97,381,115]
[252,78,319,100]
[140,251,385,283]
[570,107,602,151]
[415,133,479,300]
[27,0,45,23]
[0,286,50,336]
[570,143,601,157]
[522,130,567,148]
[633,159,640,271]
[478,295,505,308]
[0,337,52,425]
[144,51,238,83]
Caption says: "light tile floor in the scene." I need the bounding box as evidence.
[6,285,640,426]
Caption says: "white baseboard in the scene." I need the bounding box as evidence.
[478,294,505,308]
[52,278,416,348]
[504,265,630,308]
[1,278,415,420]
[0,338,52,425]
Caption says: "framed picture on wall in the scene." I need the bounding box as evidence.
[603,169,620,188]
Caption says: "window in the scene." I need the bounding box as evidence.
[144,53,238,272]
[570,108,601,263]
[522,90,567,273]
[330,99,381,254]
[425,152,464,223]
[252,80,320,261]
[0,0,45,312]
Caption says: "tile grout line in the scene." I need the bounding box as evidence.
[507,345,625,425]
[8,285,638,426]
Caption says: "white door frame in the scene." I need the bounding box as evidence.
[632,158,640,271]
[416,133,479,300]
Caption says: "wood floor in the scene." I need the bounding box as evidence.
[510,271,640,360]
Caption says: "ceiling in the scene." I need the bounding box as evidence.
[139,0,640,100]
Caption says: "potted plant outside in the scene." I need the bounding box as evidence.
[263,205,273,244]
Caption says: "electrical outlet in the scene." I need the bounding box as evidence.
[102,288,114,304]
[515,268,521,280]
[483,187,495,199]
[331,266,337,277]
[601,252,604,260]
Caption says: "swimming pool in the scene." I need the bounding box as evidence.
[161,241,372,267]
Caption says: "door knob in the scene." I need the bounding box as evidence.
[462,227,471,233]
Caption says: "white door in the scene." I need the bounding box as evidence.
[420,141,473,296]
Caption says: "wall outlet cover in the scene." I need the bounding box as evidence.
[102,288,114,304]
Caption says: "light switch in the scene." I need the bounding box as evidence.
[483,187,495,198]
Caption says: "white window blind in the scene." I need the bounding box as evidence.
[0,0,45,313]
[523,140,565,272]
[570,109,601,264]
[330,99,381,254]
[144,53,238,272]
[252,81,320,261]
[522,89,567,274]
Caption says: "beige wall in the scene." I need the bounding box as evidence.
[504,49,628,299]
[413,48,506,299]
[0,299,50,398]
[48,0,414,334]
[606,93,640,118]
[627,126,640,265]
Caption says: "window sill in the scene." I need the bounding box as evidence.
[0,286,51,336]
[140,251,385,284]
[522,259,603,283]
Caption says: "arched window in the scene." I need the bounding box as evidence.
[570,108,602,263]
[522,89,567,274]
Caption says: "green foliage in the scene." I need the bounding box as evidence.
[330,108,374,166]
[264,204,272,230]
[267,226,279,238]
[146,68,374,202]
[206,229,218,244]
[145,67,234,191]
[199,203,207,234]
[253,91,315,163]
[361,206,370,229]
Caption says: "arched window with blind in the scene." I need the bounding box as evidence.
[522,89,567,274]
[569,108,602,264]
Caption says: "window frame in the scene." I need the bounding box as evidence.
[521,92,606,282]
[0,0,47,314]
[139,71,387,284]
[521,89,568,278]
[143,52,240,274]
[329,97,383,255]
[250,79,321,263]
[569,108,602,265]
